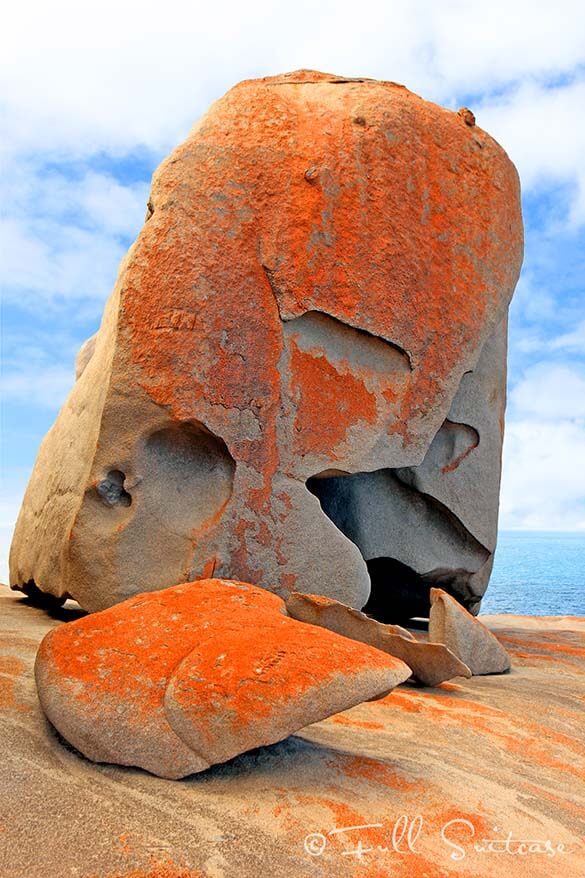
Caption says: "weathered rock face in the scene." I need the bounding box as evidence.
[10,70,523,616]
[429,587,512,674]
[34,579,411,778]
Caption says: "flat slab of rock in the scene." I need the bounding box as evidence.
[34,579,411,778]
[286,592,471,687]
[429,587,511,674]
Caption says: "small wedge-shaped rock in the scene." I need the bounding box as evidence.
[286,593,471,687]
[429,588,511,675]
[35,579,411,779]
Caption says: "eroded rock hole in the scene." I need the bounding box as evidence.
[307,467,489,623]
[97,470,132,507]
[283,310,411,375]
[362,558,430,623]
[141,422,235,534]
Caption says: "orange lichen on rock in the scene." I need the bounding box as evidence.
[0,653,29,712]
[35,578,411,778]
[10,69,523,619]
[0,677,18,710]
[288,342,377,457]
[0,655,26,676]
[330,714,385,730]
[332,752,418,791]
[2,587,584,878]
[86,860,203,878]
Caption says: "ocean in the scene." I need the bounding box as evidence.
[481,531,585,616]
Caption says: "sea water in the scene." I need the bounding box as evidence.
[481,531,585,616]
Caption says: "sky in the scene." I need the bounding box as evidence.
[1,0,585,579]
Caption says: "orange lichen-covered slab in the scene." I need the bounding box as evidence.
[34,579,411,778]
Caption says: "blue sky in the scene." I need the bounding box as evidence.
[1,0,585,577]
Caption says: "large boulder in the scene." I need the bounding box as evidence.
[34,579,411,778]
[10,70,523,616]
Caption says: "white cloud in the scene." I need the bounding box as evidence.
[78,173,149,237]
[1,217,128,306]
[512,319,585,358]
[500,418,585,530]
[2,1,585,161]
[510,363,585,420]
[1,166,147,307]
[501,362,585,530]
[3,167,149,239]
[478,77,585,226]
[423,1,585,92]
[0,363,74,409]
[549,319,585,352]
[0,219,51,295]
[510,271,558,323]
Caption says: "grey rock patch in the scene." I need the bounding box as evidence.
[286,592,472,687]
[429,587,512,675]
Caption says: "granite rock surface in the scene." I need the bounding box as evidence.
[34,579,411,778]
[286,592,472,686]
[1,586,582,878]
[429,587,512,674]
[9,70,523,616]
